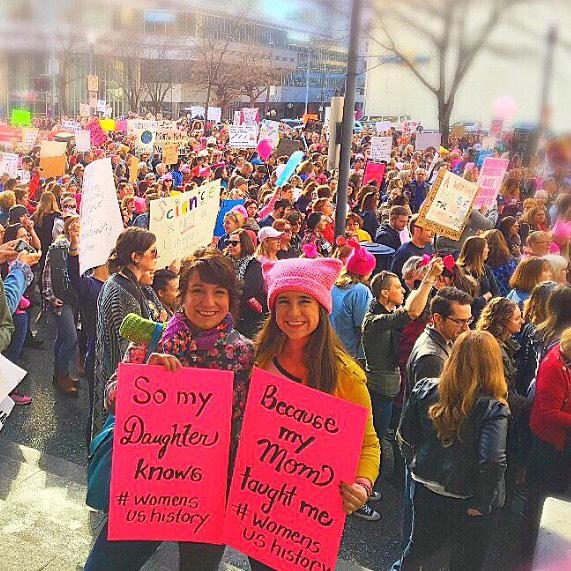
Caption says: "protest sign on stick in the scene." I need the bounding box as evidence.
[415,132,442,151]
[417,169,479,240]
[75,131,91,153]
[108,363,233,542]
[363,162,386,186]
[223,368,368,571]
[275,138,301,159]
[40,140,67,158]
[128,155,140,183]
[0,152,19,178]
[474,157,509,209]
[39,156,66,179]
[150,180,221,266]
[229,126,259,149]
[79,158,124,275]
[163,144,179,166]
[20,127,39,151]
[86,119,107,147]
[241,108,259,126]
[370,137,392,162]
[135,129,156,155]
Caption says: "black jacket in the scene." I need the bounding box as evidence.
[236,258,268,339]
[375,222,402,251]
[406,326,451,396]
[398,378,509,514]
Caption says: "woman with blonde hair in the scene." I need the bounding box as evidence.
[33,191,61,268]
[397,330,509,570]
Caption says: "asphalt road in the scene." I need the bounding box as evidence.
[1,311,536,571]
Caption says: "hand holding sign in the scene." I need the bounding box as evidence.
[223,368,368,571]
[108,364,233,543]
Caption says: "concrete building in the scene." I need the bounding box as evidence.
[363,0,571,133]
[0,0,365,119]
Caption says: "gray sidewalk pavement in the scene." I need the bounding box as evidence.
[0,438,373,571]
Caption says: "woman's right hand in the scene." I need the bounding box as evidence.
[147,353,183,372]
[51,298,64,308]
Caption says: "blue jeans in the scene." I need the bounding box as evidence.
[369,390,394,442]
[53,304,78,374]
[85,521,273,571]
[5,311,29,363]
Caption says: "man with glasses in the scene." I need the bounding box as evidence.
[406,286,474,395]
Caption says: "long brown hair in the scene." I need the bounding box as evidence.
[476,297,518,342]
[33,191,60,226]
[255,305,346,394]
[483,229,512,268]
[523,281,557,325]
[457,236,487,278]
[429,330,507,447]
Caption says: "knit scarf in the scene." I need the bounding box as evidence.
[160,310,235,357]
[233,255,255,282]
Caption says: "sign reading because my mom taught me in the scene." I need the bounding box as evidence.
[223,368,368,571]
[108,363,233,542]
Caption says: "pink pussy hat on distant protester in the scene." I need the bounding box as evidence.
[345,238,376,276]
[263,258,343,314]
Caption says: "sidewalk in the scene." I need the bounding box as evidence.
[0,438,372,571]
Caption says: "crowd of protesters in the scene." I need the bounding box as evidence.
[0,110,569,570]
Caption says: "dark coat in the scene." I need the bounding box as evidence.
[398,378,509,514]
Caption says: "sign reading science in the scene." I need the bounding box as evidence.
[223,368,368,571]
[150,180,221,266]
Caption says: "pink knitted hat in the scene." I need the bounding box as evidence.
[263,258,343,313]
[345,239,376,276]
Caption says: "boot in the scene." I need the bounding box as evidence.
[55,373,79,397]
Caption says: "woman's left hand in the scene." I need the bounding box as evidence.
[340,482,368,515]
[147,353,183,372]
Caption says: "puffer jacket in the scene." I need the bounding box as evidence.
[398,377,510,514]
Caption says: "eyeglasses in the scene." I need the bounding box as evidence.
[228,241,240,246]
[147,248,158,258]
[445,316,474,326]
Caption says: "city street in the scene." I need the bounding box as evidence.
[0,312,534,571]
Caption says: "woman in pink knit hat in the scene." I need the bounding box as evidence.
[256,257,381,521]
[330,239,375,361]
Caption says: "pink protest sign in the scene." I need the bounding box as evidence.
[108,363,233,543]
[87,118,107,147]
[223,368,368,571]
[474,157,509,208]
[115,119,128,133]
[363,162,386,186]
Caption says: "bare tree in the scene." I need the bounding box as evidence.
[140,41,185,115]
[367,0,532,143]
[56,37,83,116]
[105,35,146,113]
[212,63,243,116]
[238,52,288,107]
